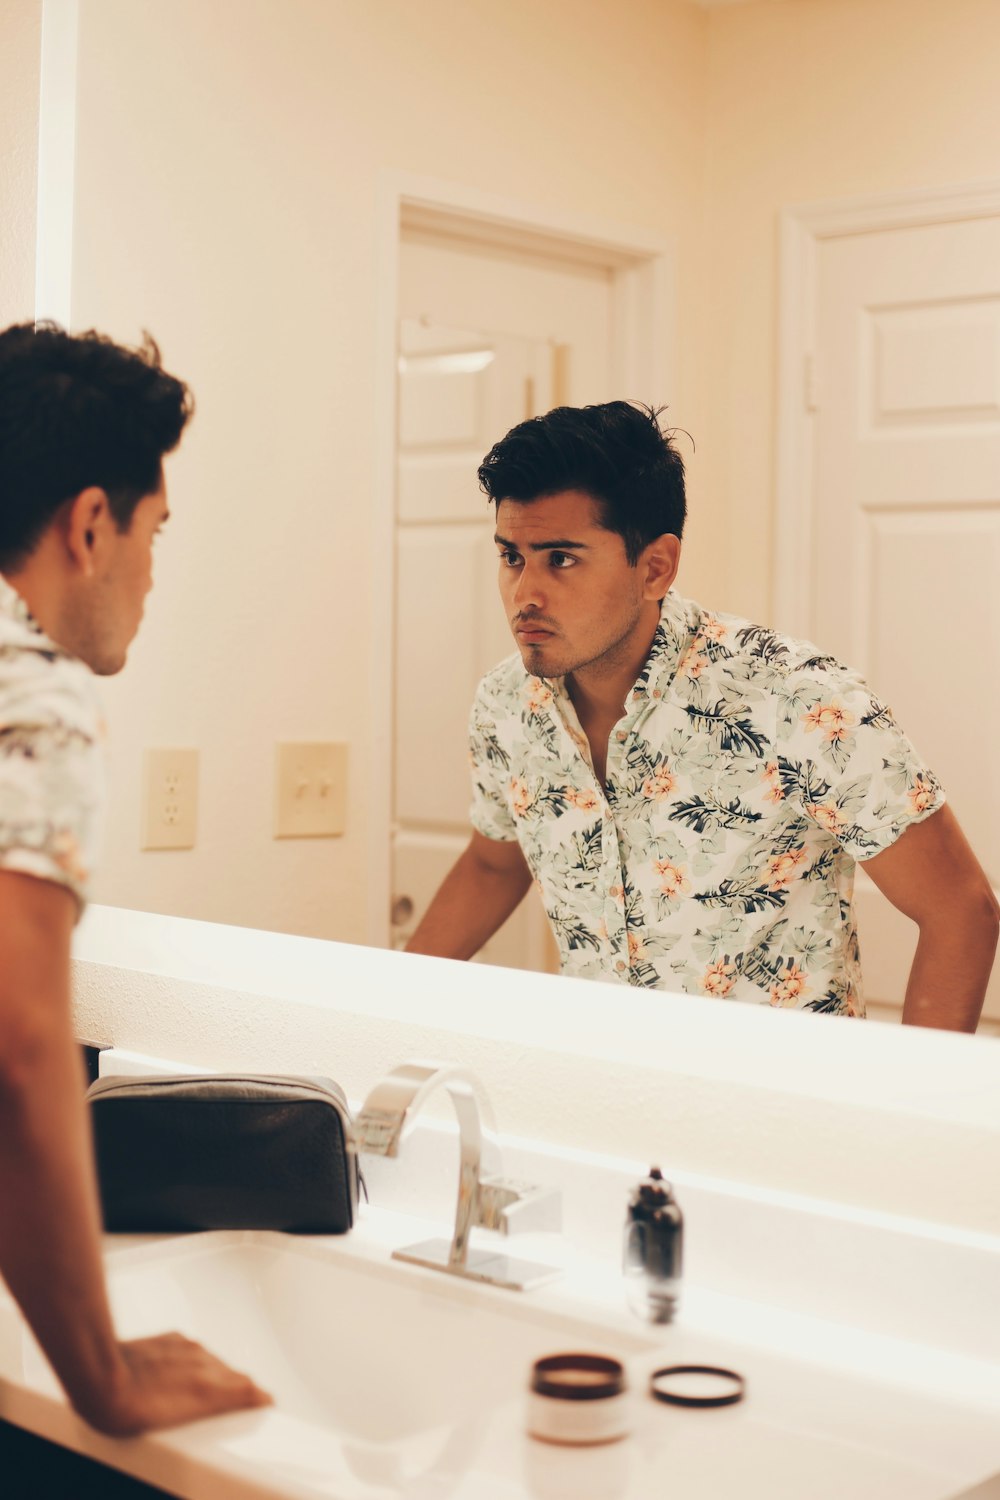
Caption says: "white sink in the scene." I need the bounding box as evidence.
[105,1232,655,1444]
[2,1226,1000,1500]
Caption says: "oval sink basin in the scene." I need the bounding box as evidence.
[104,1232,655,1444]
[2,1227,999,1500]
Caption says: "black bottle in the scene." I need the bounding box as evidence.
[623,1166,683,1324]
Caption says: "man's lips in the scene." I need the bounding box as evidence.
[516,624,554,642]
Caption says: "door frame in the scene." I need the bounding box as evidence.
[35,0,81,326]
[774,177,1000,640]
[368,171,676,946]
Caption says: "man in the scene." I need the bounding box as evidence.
[0,323,270,1433]
[407,402,998,1030]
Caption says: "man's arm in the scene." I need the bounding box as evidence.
[405,831,533,959]
[861,805,999,1032]
[0,871,271,1434]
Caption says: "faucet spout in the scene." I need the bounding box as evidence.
[351,1058,561,1292]
[351,1061,483,1269]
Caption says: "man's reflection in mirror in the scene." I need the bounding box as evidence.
[407,402,998,1031]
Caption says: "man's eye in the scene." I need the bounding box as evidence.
[499,550,521,567]
[550,551,576,569]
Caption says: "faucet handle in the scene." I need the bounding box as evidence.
[351,1106,405,1157]
[477,1175,562,1236]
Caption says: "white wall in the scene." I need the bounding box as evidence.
[701,0,1000,624]
[0,0,42,326]
[67,0,712,940]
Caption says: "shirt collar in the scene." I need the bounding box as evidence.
[533,590,698,728]
[625,590,698,709]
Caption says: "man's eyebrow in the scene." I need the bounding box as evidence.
[493,534,589,552]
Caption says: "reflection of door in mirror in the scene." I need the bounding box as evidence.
[392,319,554,967]
[808,212,1000,1028]
[391,229,615,968]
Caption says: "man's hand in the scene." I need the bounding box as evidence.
[77,1334,271,1436]
[405,831,533,960]
[862,805,999,1031]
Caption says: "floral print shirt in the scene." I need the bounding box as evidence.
[469,591,945,1014]
[0,574,106,909]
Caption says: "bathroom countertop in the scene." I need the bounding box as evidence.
[1,1204,999,1500]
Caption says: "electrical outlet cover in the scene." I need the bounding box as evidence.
[141,748,198,850]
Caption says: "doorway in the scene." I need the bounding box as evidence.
[369,182,673,962]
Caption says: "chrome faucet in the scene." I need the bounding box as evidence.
[351,1060,561,1291]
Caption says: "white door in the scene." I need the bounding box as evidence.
[391,229,616,967]
[810,213,1000,1020]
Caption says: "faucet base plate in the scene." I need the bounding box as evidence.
[393,1238,560,1292]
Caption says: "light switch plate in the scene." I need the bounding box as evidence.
[141,748,198,850]
[274,742,348,839]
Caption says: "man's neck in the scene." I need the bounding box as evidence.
[567,608,660,727]
[3,558,66,650]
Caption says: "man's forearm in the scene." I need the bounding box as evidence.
[901,899,999,1031]
[0,1015,128,1425]
[406,842,533,960]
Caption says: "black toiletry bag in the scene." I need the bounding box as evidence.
[86,1074,361,1234]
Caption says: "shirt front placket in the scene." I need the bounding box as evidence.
[548,681,639,981]
[602,679,666,979]
[594,607,687,982]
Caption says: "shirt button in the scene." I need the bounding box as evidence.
[615,959,627,973]
[615,731,627,743]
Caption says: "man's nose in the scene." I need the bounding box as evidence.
[511,562,546,612]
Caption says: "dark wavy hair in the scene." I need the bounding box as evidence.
[478,401,687,564]
[0,322,193,569]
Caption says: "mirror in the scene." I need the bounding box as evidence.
[11,0,996,1033]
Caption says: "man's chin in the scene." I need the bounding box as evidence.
[89,647,129,677]
[517,643,568,678]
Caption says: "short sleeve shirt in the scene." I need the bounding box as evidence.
[0,574,106,909]
[469,591,945,1015]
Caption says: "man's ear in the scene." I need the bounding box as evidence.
[641,533,681,601]
[63,488,114,577]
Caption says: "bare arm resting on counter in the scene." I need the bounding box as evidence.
[862,805,1000,1032]
[0,871,271,1435]
[405,830,533,959]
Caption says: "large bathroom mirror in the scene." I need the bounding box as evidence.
[14,0,997,1033]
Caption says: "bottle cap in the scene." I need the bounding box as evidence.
[631,1165,675,1213]
[649,1364,745,1408]
[530,1354,626,1401]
